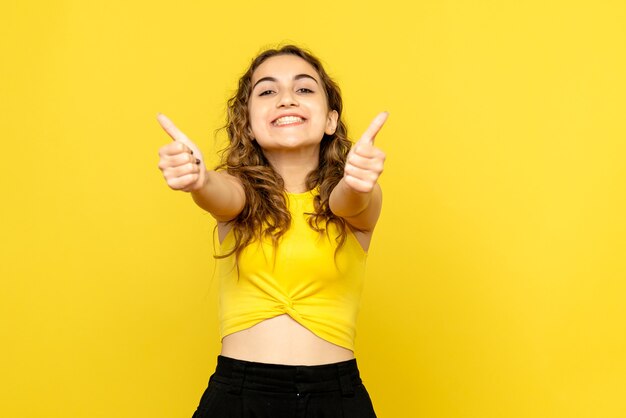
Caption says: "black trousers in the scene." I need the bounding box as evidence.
[192,355,377,418]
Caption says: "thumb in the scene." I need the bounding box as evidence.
[157,113,204,159]
[357,111,389,146]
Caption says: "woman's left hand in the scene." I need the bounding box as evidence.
[343,112,388,193]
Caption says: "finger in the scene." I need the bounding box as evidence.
[157,113,190,143]
[344,164,381,183]
[347,154,385,173]
[159,141,193,158]
[344,174,375,193]
[157,113,204,160]
[351,143,386,159]
[357,111,389,146]
[166,173,199,190]
[163,161,201,178]
[159,151,198,168]
[181,168,205,192]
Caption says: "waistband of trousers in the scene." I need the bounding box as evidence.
[212,355,362,396]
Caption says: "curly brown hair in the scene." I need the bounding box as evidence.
[216,45,352,260]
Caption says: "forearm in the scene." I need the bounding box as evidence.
[191,170,245,221]
[329,180,382,231]
[329,178,372,217]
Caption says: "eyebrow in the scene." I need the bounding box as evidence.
[252,74,319,90]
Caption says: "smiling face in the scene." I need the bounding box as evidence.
[248,54,338,155]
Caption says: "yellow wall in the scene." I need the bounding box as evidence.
[2,1,625,417]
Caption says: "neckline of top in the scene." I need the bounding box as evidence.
[285,187,318,196]
[285,190,315,199]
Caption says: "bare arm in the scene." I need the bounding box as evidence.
[191,170,245,222]
[329,180,382,232]
[157,113,245,221]
[329,112,388,232]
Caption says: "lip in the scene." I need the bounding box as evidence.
[271,113,307,126]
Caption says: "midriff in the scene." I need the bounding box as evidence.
[220,314,355,365]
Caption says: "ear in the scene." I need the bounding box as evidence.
[325,110,339,135]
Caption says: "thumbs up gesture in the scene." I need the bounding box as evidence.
[157,113,206,192]
[343,112,388,193]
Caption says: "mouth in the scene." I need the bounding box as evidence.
[272,115,306,127]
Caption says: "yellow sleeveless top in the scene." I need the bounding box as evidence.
[216,190,368,351]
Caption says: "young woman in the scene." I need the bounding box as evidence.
[157,45,387,418]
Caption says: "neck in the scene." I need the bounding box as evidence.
[263,146,319,193]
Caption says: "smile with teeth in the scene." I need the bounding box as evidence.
[272,116,305,126]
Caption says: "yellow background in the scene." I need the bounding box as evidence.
[2,0,625,417]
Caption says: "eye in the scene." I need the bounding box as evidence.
[259,89,275,96]
[297,88,314,94]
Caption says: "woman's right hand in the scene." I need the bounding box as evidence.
[157,113,206,192]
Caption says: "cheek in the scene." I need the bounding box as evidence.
[247,107,265,135]
[249,117,266,139]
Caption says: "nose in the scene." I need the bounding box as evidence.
[276,90,298,108]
